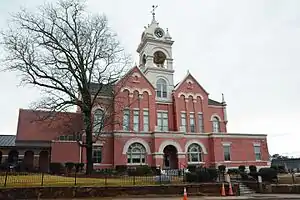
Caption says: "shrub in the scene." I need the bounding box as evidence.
[227,168,240,175]
[93,168,115,175]
[278,165,286,173]
[248,172,259,180]
[151,166,161,175]
[49,162,64,174]
[185,172,198,182]
[127,165,153,176]
[240,172,249,180]
[75,163,84,172]
[115,165,127,174]
[238,165,246,172]
[185,168,216,183]
[249,165,257,173]
[187,165,196,172]
[218,165,226,173]
[259,167,278,182]
[65,162,75,173]
[207,168,218,181]
[270,165,278,171]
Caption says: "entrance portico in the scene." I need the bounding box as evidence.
[153,140,186,169]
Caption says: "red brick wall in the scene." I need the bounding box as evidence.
[210,137,269,167]
[51,141,80,163]
[81,137,114,168]
[207,106,226,132]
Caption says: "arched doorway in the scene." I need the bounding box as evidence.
[23,151,34,171]
[163,145,178,169]
[39,151,49,172]
[7,150,19,164]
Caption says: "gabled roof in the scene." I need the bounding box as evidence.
[0,135,16,147]
[89,82,114,96]
[175,71,224,106]
[174,72,209,95]
[16,109,83,142]
[115,65,155,89]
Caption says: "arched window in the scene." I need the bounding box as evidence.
[187,143,202,162]
[93,109,104,134]
[212,117,220,133]
[127,143,146,164]
[156,78,167,98]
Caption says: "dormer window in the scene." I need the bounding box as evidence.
[156,78,167,98]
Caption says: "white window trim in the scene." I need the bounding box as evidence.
[223,144,231,161]
[222,142,232,146]
[188,161,205,165]
[254,144,262,161]
[157,110,168,113]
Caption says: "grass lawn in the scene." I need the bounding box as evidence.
[0,174,183,188]
[277,173,300,184]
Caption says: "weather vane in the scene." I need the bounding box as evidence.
[151,5,158,20]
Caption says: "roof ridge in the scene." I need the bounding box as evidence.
[0,134,16,136]
[19,108,80,115]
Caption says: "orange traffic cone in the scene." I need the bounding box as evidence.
[228,182,233,196]
[221,183,226,196]
[183,187,188,200]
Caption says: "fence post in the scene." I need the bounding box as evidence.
[4,168,8,187]
[41,171,44,186]
[105,174,107,186]
[74,170,77,186]
[133,175,136,185]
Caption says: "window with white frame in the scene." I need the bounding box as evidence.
[133,110,139,132]
[212,117,220,133]
[223,145,231,161]
[198,113,204,133]
[92,146,102,163]
[187,143,203,162]
[190,113,195,132]
[156,78,167,98]
[181,113,187,132]
[127,143,146,164]
[254,145,261,160]
[123,109,130,131]
[93,109,104,134]
[157,111,168,131]
[143,110,149,131]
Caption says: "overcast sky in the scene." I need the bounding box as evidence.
[0,0,300,157]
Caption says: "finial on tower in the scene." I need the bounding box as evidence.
[222,93,226,104]
[151,5,158,23]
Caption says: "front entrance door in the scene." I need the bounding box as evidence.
[163,145,178,169]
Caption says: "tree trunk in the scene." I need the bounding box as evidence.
[85,137,93,175]
[83,109,93,175]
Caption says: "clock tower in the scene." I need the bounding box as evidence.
[137,5,175,102]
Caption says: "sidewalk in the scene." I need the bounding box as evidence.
[45,194,300,200]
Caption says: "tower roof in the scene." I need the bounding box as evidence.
[139,5,172,45]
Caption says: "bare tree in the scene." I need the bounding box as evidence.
[0,0,131,174]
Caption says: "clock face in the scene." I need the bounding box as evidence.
[154,28,164,38]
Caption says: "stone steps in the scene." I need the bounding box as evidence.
[239,183,256,195]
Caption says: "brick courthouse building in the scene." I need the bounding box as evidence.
[4,12,270,171]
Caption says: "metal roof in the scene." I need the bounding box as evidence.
[0,135,16,147]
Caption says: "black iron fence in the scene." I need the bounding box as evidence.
[0,170,187,187]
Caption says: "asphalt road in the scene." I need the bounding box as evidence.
[41,194,300,200]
